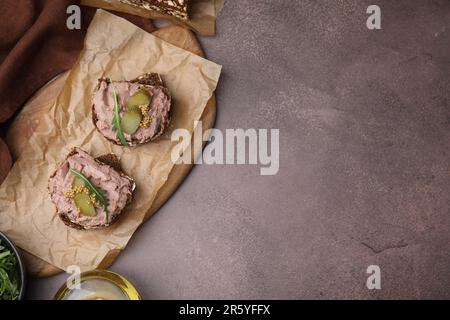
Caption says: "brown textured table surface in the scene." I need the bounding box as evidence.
[28,0,450,299]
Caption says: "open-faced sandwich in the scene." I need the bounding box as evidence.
[92,73,171,146]
[118,0,190,20]
[48,148,135,230]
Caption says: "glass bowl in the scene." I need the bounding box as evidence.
[54,269,140,300]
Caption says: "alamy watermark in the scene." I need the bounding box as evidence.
[366,265,381,290]
[367,5,381,30]
[66,265,81,290]
[67,4,382,31]
[66,5,81,30]
[65,263,382,293]
[171,121,280,176]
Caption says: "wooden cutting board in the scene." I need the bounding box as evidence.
[5,25,216,277]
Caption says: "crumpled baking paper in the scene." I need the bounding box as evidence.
[0,10,221,272]
[81,0,224,36]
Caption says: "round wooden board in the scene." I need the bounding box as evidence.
[5,25,216,277]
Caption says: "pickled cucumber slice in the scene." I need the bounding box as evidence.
[127,105,141,114]
[126,89,151,109]
[72,176,85,188]
[121,110,142,135]
[74,193,97,217]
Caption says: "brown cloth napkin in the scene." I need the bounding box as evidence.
[0,0,155,183]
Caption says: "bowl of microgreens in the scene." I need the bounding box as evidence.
[0,231,26,300]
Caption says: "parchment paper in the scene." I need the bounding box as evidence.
[81,0,224,36]
[0,10,221,272]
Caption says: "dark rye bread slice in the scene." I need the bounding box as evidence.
[132,73,164,86]
[118,0,190,20]
[48,148,136,230]
[92,72,172,147]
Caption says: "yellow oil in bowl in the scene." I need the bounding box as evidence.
[54,269,141,300]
